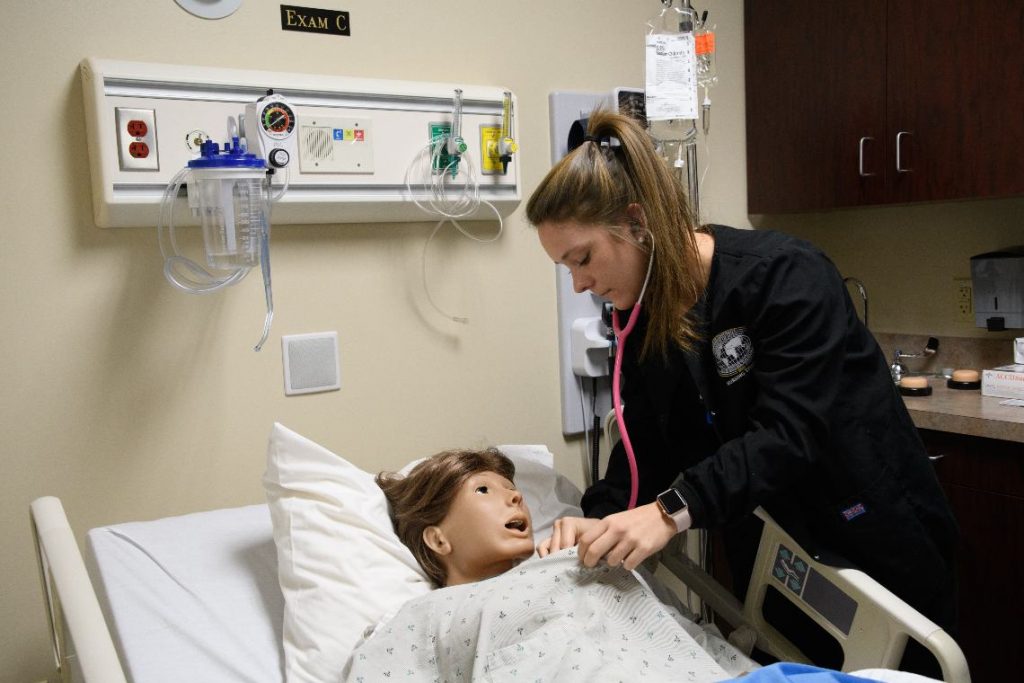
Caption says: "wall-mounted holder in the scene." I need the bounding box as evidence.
[548,90,615,436]
[971,248,1024,331]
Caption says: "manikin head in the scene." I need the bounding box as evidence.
[376,448,534,587]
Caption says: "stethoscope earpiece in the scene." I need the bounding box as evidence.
[629,222,648,244]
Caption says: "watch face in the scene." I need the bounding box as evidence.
[658,489,687,515]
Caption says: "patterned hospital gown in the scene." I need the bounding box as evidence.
[343,547,729,682]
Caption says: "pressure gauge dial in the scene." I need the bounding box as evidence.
[260,102,296,139]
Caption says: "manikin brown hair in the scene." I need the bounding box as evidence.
[376,448,516,587]
[526,109,707,358]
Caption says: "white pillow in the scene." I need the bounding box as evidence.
[263,423,582,683]
[264,424,431,683]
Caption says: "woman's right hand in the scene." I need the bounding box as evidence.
[537,516,600,557]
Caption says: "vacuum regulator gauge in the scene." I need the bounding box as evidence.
[260,102,296,139]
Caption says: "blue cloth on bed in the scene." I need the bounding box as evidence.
[725,663,883,682]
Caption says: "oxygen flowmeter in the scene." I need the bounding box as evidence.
[157,90,297,351]
[498,90,518,174]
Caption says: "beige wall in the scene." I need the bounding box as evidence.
[754,199,1024,340]
[3,1,1020,679]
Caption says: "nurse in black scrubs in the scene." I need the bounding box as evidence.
[530,110,958,673]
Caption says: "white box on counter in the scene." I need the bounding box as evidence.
[981,364,1024,399]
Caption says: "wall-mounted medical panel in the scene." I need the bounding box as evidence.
[80,58,520,227]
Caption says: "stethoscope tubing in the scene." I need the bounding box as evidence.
[606,228,655,512]
[612,305,643,510]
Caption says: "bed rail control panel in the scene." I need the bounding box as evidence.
[772,544,857,636]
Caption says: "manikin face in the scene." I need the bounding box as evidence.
[537,219,649,310]
[426,470,534,586]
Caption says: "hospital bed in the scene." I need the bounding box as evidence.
[29,426,970,682]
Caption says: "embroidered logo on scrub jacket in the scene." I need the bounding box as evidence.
[712,327,753,383]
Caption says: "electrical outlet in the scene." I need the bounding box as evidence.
[954,277,973,323]
[115,107,159,171]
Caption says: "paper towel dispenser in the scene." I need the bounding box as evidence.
[971,247,1024,330]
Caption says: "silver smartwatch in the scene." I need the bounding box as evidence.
[656,488,689,533]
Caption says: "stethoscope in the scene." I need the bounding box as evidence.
[610,231,656,510]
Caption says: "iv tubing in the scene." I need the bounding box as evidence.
[157,167,249,294]
[254,174,274,352]
[405,137,503,324]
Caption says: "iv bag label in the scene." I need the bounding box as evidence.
[645,33,698,120]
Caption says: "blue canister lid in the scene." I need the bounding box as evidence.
[188,137,266,169]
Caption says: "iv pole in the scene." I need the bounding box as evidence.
[651,0,701,222]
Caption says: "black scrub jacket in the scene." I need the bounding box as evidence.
[582,225,958,631]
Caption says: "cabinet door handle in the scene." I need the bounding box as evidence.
[858,137,876,177]
[896,131,914,173]
[929,453,945,462]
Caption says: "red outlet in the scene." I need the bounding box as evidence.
[129,141,150,158]
[127,119,149,137]
[116,107,158,171]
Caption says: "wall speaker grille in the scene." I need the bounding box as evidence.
[282,332,340,395]
[301,127,335,163]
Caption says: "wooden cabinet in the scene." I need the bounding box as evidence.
[745,1,1024,213]
[919,429,1024,683]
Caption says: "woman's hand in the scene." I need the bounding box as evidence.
[578,502,686,571]
[537,516,600,557]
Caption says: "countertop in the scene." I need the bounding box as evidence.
[902,381,1024,443]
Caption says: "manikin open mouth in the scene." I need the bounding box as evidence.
[504,518,528,532]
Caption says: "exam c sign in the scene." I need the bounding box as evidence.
[280,5,350,37]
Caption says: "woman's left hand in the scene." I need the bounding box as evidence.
[577,502,688,571]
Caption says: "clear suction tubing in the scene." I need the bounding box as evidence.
[157,137,276,351]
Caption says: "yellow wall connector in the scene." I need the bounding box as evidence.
[479,124,504,175]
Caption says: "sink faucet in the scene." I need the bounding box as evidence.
[890,337,940,383]
[891,351,908,383]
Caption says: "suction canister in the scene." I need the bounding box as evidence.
[186,138,268,270]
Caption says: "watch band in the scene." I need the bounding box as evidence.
[656,488,689,533]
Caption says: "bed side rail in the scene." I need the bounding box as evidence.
[746,507,968,682]
[659,533,809,663]
[30,496,127,683]
[662,507,969,683]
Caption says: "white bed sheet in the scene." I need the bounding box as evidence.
[86,504,284,683]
